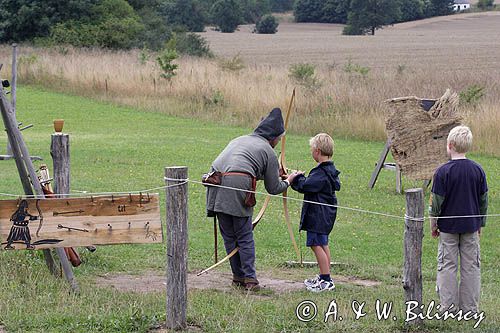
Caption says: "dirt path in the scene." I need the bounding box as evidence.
[95,271,380,294]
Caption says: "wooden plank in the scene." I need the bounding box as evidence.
[0,194,162,250]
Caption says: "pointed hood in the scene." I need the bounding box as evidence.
[253,108,285,140]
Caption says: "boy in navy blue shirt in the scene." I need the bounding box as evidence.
[430,125,488,313]
[291,133,341,292]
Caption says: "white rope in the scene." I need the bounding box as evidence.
[1,177,497,221]
[0,181,188,199]
[165,177,500,221]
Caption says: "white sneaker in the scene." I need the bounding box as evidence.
[307,279,335,293]
[304,275,320,288]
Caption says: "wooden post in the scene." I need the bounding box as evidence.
[11,43,17,113]
[51,133,79,293]
[6,43,17,156]
[403,188,424,325]
[165,166,188,330]
[51,134,70,197]
[396,164,402,194]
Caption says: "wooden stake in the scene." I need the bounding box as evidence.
[403,188,424,326]
[51,133,79,293]
[165,167,188,330]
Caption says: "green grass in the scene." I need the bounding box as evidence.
[0,86,498,332]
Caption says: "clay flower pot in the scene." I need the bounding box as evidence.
[53,119,64,133]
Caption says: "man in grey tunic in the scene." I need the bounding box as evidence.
[206,108,300,290]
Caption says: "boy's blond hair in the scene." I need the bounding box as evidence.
[447,125,473,153]
[310,133,334,157]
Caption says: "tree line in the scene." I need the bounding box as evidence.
[0,0,492,49]
[294,0,457,35]
[0,0,293,49]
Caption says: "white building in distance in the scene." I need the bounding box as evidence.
[453,0,471,11]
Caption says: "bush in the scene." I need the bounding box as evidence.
[219,54,245,72]
[342,24,363,35]
[175,32,213,57]
[289,63,321,91]
[255,15,279,34]
[343,59,370,77]
[49,0,144,49]
[211,0,242,33]
[459,85,485,105]
[157,39,178,80]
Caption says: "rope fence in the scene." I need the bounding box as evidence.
[0,177,497,222]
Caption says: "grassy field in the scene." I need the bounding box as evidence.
[0,12,499,156]
[0,87,498,332]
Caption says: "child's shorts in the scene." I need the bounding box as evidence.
[306,231,329,246]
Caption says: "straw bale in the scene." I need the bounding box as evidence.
[385,89,462,180]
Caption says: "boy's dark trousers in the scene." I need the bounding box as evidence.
[216,212,258,283]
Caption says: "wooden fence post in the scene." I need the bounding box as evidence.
[403,188,424,325]
[165,166,188,330]
[51,133,79,293]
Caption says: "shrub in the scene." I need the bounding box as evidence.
[459,85,485,105]
[157,39,178,80]
[175,33,213,58]
[219,54,245,72]
[342,24,363,35]
[289,63,321,91]
[255,15,279,34]
[49,0,144,49]
[343,59,370,77]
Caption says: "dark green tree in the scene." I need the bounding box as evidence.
[430,0,454,16]
[293,0,324,22]
[210,0,242,33]
[322,0,349,24]
[0,0,97,42]
[399,0,425,22]
[477,0,495,10]
[240,0,271,23]
[159,0,206,32]
[270,0,294,12]
[51,0,144,49]
[132,0,171,50]
[344,0,401,35]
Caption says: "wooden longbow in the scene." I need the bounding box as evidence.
[279,88,302,264]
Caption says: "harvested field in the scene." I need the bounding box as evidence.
[202,12,500,71]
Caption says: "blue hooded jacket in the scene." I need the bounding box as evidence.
[291,161,341,234]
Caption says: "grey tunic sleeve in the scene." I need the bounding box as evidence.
[263,151,288,195]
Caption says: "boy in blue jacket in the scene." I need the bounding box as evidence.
[291,133,341,292]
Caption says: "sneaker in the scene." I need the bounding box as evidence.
[307,279,335,293]
[304,275,320,288]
